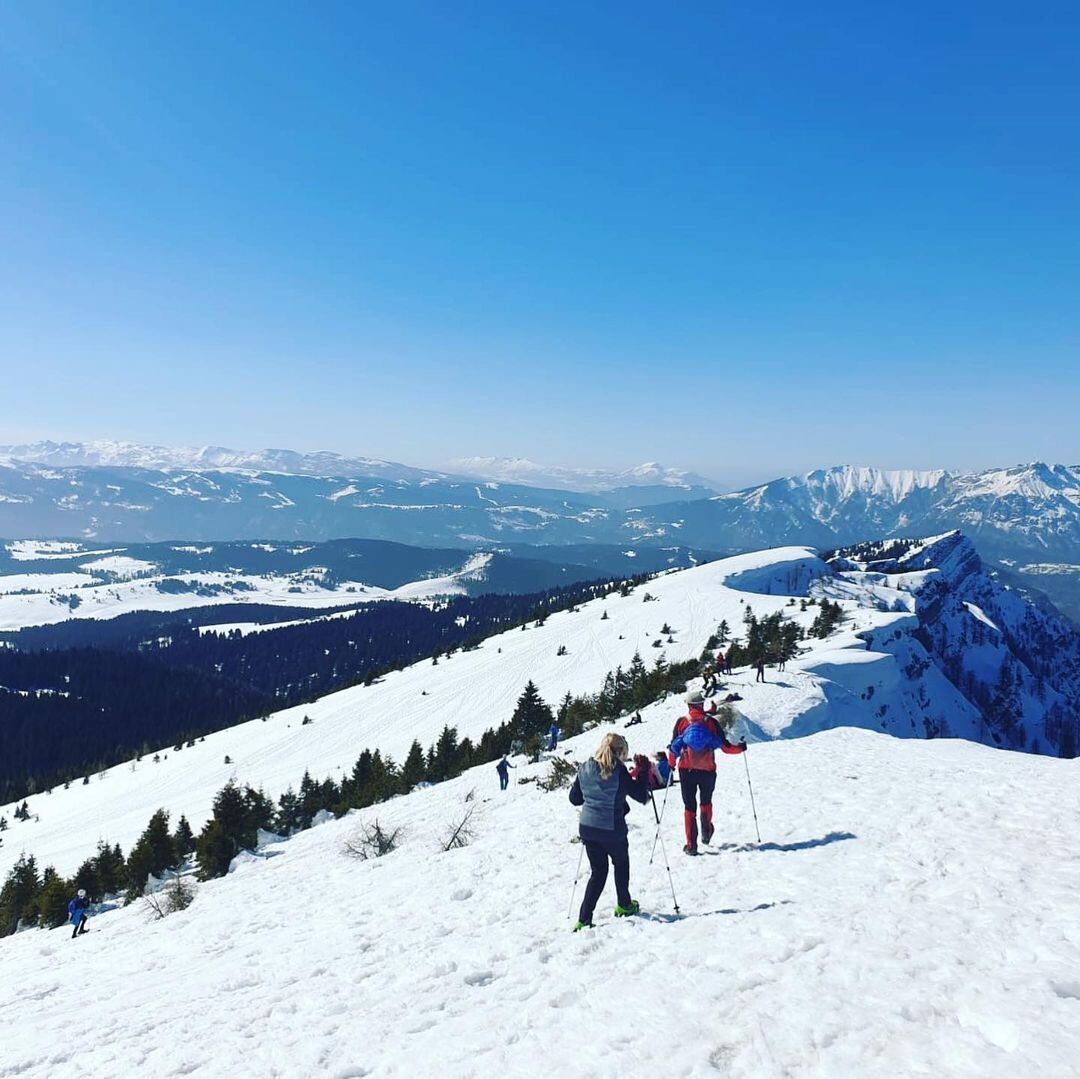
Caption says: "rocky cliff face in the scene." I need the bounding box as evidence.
[825,533,1080,755]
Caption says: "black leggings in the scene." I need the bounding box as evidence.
[579,835,631,923]
[680,769,716,812]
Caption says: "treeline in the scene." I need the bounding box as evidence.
[0,654,273,803]
[1,645,700,936]
[1,574,650,803]
[0,601,367,651]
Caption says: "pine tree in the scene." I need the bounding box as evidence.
[195,820,235,881]
[95,843,126,896]
[297,772,320,829]
[173,816,196,857]
[274,788,303,835]
[512,681,555,739]
[126,809,179,899]
[429,726,460,782]
[0,853,41,936]
[73,856,101,900]
[37,867,72,929]
[401,740,427,790]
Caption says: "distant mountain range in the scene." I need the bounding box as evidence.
[0,444,1077,620]
[0,441,718,494]
[449,455,721,494]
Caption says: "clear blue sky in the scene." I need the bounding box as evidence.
[1,2,1077,486]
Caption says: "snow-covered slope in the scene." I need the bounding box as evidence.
[0,552,493,632]
[2,719,1078,1078]
[4,539,1076,884]
[0,540,717,632]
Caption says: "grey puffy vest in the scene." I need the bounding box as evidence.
[577,758,622,832]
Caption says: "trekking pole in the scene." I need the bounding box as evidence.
[567,842,586,920]
[649,766,676,865]
[649,792,680,914]
[742,751,762,844]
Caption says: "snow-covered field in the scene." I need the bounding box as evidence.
[2,719,1078,1078]
[0,552,498,631]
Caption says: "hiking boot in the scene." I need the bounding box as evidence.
[614,900,640,918]
[573,920,593,932]
[701,819,715,845]
[683,844,699,856]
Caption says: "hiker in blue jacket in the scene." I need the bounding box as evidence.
[68,889,89,939]
[568,733,649,930]
[496,756,514,791]
[548,722,560,752]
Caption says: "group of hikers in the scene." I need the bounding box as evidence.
[709,645,769,686]
[567,686,747,931]
[489,639,767,931]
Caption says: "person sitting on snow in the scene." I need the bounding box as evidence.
[668,690,746,855]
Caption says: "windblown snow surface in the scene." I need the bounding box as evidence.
[2,547,1079,1077]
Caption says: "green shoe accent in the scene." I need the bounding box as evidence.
[573,920,593,932]
[614,900,640,918]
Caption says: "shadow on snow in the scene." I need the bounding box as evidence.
[713,830,857,854]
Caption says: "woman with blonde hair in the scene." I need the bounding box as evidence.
[568,732,650,930]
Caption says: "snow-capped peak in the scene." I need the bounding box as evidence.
[797,465,954,502]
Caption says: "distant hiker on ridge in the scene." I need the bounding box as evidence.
[755,655,766,683]
[496,756,515,791]
[668,691,746,855]
[568,733,649,930]
[548,722,560,752]
[68,889,90,939]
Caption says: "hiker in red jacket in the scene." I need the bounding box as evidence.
[668,690,746,855]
